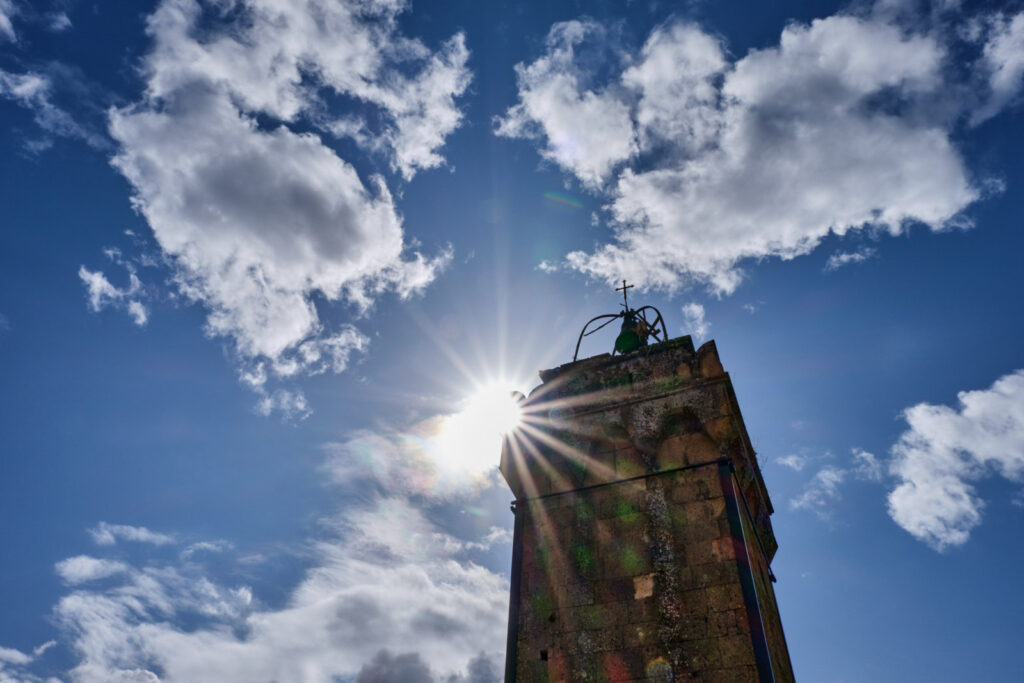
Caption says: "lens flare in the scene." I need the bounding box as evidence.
[543,191,583,208]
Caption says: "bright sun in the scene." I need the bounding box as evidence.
[463,384,523,435]
[433,383,523,477]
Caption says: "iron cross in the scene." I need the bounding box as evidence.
[615,279,633,311]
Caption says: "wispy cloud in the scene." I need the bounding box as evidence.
[790,448,883,518]
[680,302,710,341]
[180,540,233,560]
[791,466,848,517]
[777,453,808,471]
[47,11,71,32]
[970,11,1024,124]
[0,0,16,42]
[55,556,130,585]
[887,369,1024,551]
[0,638,57,683]
[88,522,175,547]
[78,266,149,326]
[0,68,107,151]
[824,246,877,272]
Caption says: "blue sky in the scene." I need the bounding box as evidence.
[1,0,1023,680]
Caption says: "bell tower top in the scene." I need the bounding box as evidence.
[573,281,668,361]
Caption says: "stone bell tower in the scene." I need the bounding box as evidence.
[499,300,794,681]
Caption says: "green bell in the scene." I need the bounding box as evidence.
[614,328,641,354]
[614,314,643,354]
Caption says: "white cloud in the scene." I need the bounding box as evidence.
[887,369,1024,551]
[680,302,709,341]
[180,541,232,559]
[620,21,726,158]
[108,0,466,395]
[500,15,980,295]
[32,642,56,658]
[125,300,148,326]
[972,12,1024,124]
[0,646,32,666]
[0,0,16,42]
[78,267,149,327]
[325,416,495,498]
[88,522,175,547]
[325,386,522,498]
[852,448,883,482]
[791,465,847,517]
[777,454,807,471]
[536,260,560,273]
[47,12,71,32]
[254,388,311,421]
[47,499,507,682]
[825,246,877,271]
[0,68,106,150]
[494,20,637,189]
[0,639,57,683]
[55,556,130,585]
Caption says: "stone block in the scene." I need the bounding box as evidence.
[633,573,655,599]
[690,562,739,588]
[676,362,693,380]
[681,588,710,616]
[615,447,648,480]
[583,459,619,488]
[708,608,741,636]
[560,628,624,661]
[557,603,626,633]
[622,622,658,650]
[707,583,744,613]
[552,578,595,608]
[717,634,756,666]
[599,649,646,682]
[595,516,643,548]
[676,519,724,545]
[593,483,645,519]
[685,539,715,565]
[601,537,652,578]
[570,541,599,580]
[627,596,659,623]
[710,537,737,563]
[594,578,633,604]
[684,498,726,524]
[677,637,722,671]
[656,433,720,471]
[704,416,735,444]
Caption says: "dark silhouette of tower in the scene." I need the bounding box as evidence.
[501,331,793,682]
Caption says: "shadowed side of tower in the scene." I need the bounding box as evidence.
[500,336,794,682]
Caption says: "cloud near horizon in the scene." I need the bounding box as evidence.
[41,498,506,683]
[497,7,1024,295]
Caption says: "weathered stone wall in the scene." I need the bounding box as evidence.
[501,337,794,682]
